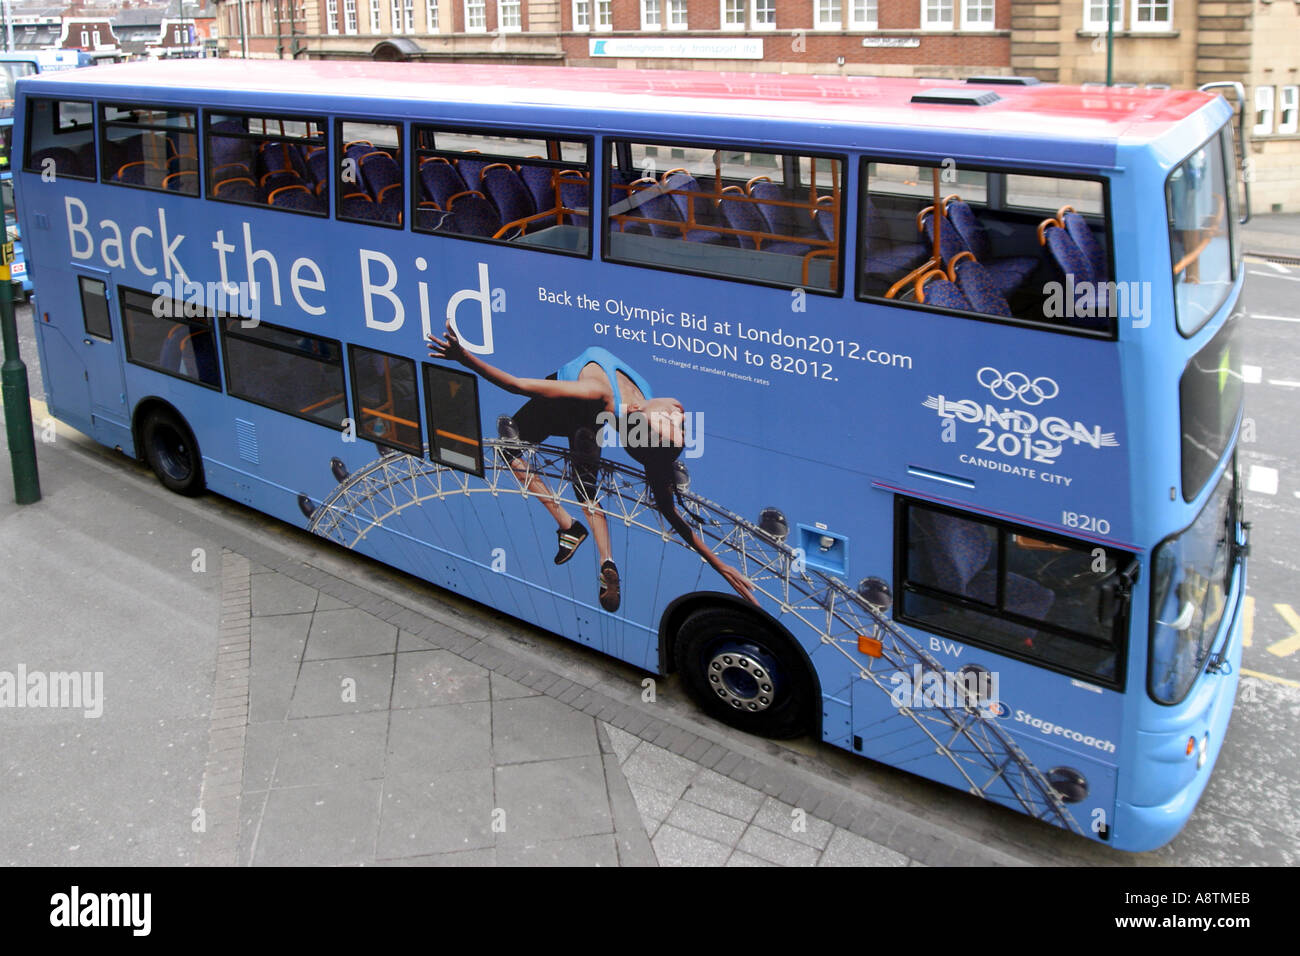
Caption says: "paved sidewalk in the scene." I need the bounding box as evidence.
[0,395,1041,867]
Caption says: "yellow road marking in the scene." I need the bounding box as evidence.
[1241,668,1300,689]
[1266,604,1300,658]
[1242,595,1255,647]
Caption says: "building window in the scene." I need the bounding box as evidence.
[1279,86,1299,136]
[753,0,775,28]
[922,0,953,29]
[405,0,415,31]
[465,0,486,30]
[499,0,520,29]
[1130,0,1170,31]
[1254,85,1275,136]
[426,0,438,29]
[642,0,661,29]
[722,0,744,27]
[849,0,876,28]
[595,0,612,28]
[391,0,402,31]
[961,0,993,30]
[814,0,841,29]
[1083,0,1122,31]
[326,0,338,33]
[344,0,358,32]
[371,0,381,31]
[669,0,688,27]
[573,0,590,28]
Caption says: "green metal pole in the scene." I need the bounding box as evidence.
[1106,0,1115,86]
[0,181,41,504]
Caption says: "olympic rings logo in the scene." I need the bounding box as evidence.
[976,367,1060,406]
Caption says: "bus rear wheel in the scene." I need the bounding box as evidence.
[141,408,205,496]
[674,607,814,740]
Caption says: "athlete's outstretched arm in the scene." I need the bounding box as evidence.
[427,322,607,401]
[649,482,758,606]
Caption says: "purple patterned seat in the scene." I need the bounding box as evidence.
[720,190,814,255]
[951,257,1012,317]
[419,160,466,208]
[1061,210,1108,282]
[359,151,401,202]
[482,166,535,230]
[214,176,260,204]
[946,199,1037,294]
[268,184,323,213]
[918,276,971,311]
[1042,224,1109,329]
[341,192,386,222]
[448,192,501,238]
[749,180,819,240]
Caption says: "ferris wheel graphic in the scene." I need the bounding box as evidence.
[301,436,1084,835]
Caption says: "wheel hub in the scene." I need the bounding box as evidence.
[707,646,777,712]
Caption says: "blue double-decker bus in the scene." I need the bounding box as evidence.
[13,61,1249,851]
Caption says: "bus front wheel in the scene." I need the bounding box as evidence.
[141,408,205,497]
[674,607,814,740]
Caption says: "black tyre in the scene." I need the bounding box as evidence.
[674,607,815,739]
[141,407,205,496]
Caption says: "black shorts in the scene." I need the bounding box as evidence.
[503,383,607,502]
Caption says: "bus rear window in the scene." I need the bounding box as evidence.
[1179,311,1242,500]
[1167,128,1235,336]
[412,126,590,255]
[859,161,1112,333]
[206,112,327,215]
[605,141,842,292]
[101,104,199,195]
[24,98,94,179]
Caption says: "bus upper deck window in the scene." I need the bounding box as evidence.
[206,112,328,216]
[23,98,94,180]
[605,140,843,293]
[100,104,199,195]
[412,126,590,256]
[858,160,1111,335]
[336,120,403,228]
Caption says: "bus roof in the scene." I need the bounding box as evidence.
[16,59,1218,145]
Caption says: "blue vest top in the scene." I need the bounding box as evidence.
[554,346,653,413]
